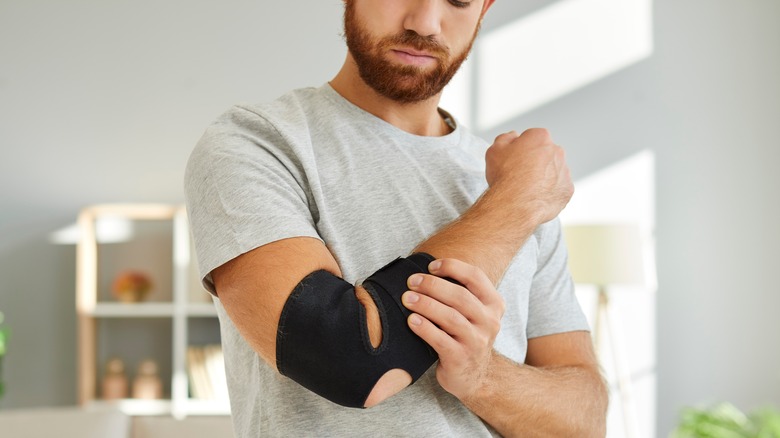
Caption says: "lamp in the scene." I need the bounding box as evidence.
[564,223,646,438]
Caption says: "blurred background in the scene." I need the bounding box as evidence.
[0,0,778,436]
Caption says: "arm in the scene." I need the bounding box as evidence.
[467,333,608,437]
[211,128,572,406]
[404,259,608,436]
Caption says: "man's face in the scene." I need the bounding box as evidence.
[344,0,484,104]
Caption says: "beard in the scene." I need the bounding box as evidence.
[343,2,479,104]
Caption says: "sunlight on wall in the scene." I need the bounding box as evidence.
[441,0,653,129]
[561,150,657,438]
[440,56,473,127]
[478,0,653,129]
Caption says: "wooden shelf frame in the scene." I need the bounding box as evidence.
[76,203,227,418]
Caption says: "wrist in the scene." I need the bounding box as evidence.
[460,350,502,408]
[478,184,544,229]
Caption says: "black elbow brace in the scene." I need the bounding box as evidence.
[275,253,439,408]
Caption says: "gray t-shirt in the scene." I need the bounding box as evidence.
[184,84,588,437]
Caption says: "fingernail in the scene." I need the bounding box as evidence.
[409,314,422,326]
[429,260,442,272]
[404,292,419,304]
[409,274,423,287]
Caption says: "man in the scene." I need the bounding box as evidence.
[185,0,608,436]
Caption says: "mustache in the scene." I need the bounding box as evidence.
[383,30,449,56]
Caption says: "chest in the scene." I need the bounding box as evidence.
[304,133,486,280]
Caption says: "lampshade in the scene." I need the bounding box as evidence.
[563,223,645,286]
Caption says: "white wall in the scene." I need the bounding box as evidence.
[1,0,779,436]
[478,1,779,435]
[0,0,345,408]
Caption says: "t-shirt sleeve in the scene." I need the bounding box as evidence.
[526,218,590,338]
[184,106,321,294]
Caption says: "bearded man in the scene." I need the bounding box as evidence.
[184,0,608,436]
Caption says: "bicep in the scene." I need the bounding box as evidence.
[211,236,341,368]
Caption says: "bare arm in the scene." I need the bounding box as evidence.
[404,259,608,436]
[211,128,574,407]
[467,334,608,437]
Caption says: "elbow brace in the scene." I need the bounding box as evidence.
[275,252,439,408]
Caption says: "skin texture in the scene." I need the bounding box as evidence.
[211,0,608,435]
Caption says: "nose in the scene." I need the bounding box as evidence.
[403,0,442,37]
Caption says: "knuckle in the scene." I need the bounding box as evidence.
[445,307,464,326]
[495,298,506,318]
[420,273,438,289]
[466,263,478,278]
[525,127,551,143]
[436,341,457,358]
[474,331,491,349]
[470,264,488,283]
[417,294,434,312]
[457,289,476,310]
[488,317,501,336]
[479,307,500,333]
[494,130,518,144]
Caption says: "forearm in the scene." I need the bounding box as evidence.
[464,351,608,437]
[415,184,541,285]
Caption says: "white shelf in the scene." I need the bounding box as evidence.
[77,204,227,418]
[182,399,231,416]
[87,302,217,318]
[185,303,218,317]
[88,399,173,416]
[87,399,230,417]
[90,302,175,317]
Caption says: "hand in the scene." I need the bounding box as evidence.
[485,128,574,224]
[402,258,505,401]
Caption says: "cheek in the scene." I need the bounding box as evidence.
[355,2,404,35]
[442,15,481,51]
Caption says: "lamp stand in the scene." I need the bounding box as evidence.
[594,285,641,438]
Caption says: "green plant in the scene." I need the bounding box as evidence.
[672,402,780,438]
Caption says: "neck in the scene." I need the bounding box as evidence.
[330,54,451,137]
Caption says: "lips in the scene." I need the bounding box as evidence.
[389,46,441,67]
[395,47,435,58]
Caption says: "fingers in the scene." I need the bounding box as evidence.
[405,273,482,324]
[402,258,505,339]
[493,130,520,145]
[518,127,552,145]
[403,259,504,400]
[406,311,460,357]
[496,128,553,149]
[428,258,504,311]
[403,286,477,342]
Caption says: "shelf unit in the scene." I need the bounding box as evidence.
[76,203,228,418]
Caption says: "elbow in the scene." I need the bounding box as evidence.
[556,367,609,437]
[581,369,609,437]
[276,261,438,408]
[362,369,415,408]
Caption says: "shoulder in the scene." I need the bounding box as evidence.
[204,87,324,145]
[186,87,329,175]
